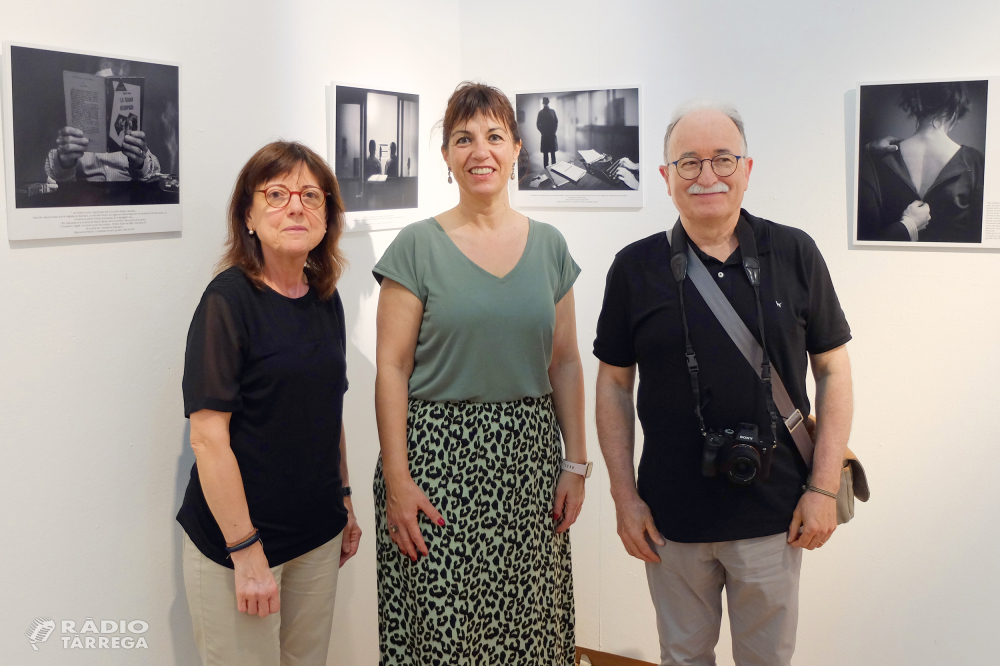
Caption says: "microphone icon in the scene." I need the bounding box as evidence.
[25,618,56,651]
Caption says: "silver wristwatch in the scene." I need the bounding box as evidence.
[561,460,593,478]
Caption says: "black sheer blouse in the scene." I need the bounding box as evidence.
[177,267,349,568]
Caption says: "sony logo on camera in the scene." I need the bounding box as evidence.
[702,423,774,486]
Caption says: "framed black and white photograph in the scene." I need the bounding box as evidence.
[2,42,180,241]
[327,83,418,232]
[853,77,1000,248]
[514,86,642,209]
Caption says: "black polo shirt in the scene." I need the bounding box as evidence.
[594,210,851,543]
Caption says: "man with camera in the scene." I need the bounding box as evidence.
[594,101,853,666]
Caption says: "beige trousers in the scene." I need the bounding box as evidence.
[183,532,343,666]
[645,533,802,666]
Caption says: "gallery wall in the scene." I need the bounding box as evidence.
[2,0,1000,665]
[0,1,462,664]
[458,1,1000,664]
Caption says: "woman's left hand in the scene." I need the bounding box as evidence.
[339,498,363,567]
[553,471,585,534]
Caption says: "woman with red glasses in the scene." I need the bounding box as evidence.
[178,141,362,666]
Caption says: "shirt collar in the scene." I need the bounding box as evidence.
[688,209,771,266]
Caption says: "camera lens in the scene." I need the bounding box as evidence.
[720,444,760,486]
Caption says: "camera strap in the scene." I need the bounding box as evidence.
[667,220,708,439]
[668,217,800,465]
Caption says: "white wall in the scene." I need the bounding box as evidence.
[3,1,1000,665]
[460,1,1000,664]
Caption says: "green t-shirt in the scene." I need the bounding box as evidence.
[373,218,581,403]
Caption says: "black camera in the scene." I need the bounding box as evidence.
[701,423,774,486]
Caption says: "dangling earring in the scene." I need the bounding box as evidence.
[249,228,255,235]
[511,165,516,181]
[447,168,452,184]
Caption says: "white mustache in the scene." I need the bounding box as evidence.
[687,182,730,194]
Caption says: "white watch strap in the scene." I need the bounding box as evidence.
[561,460,593,478]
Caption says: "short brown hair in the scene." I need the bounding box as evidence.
[442,81,521,149]
[219,141,347,300]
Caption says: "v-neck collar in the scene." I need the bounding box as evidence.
[430,217,535,282]
[882,146,969,198]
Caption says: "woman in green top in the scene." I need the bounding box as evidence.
[372,82,588,665]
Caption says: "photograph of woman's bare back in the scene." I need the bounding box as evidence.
[855,79,988,245]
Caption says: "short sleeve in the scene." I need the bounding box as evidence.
[182,289,246,417]
[802,240,852,354]
[372,224,426,302]
[554,230,582,302]
[333,289,349,393]
[593,253,636,367]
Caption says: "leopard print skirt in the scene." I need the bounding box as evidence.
[374,394,576,665]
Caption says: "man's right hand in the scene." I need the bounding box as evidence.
[231,541,280,617]
[56,127,89,169]
[867,135,901,157]
[615,492,666,563]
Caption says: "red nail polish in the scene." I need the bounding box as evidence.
[437,518,446,526]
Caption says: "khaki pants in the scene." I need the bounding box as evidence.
[183,532,343,666]
[645,533,802,666]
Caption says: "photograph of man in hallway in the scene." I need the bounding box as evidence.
[516,87,641,199]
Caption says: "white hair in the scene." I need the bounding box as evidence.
[663,100,748,163]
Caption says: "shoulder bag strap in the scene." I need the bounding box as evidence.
[667,225,816,467]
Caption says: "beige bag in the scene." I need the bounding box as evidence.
[835,447,870,524]
[804,419,870,524]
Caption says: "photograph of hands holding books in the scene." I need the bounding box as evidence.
[6,45,179,210]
